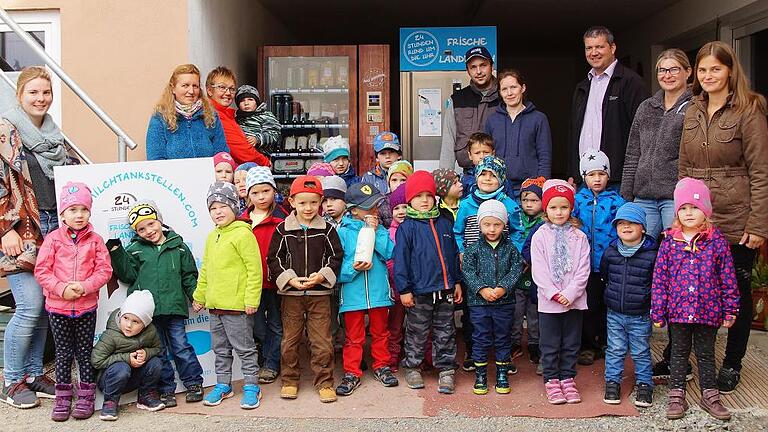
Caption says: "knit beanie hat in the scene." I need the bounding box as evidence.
[476,155,507,185]
[389,184,407,208]
[405,170,437,203]
[542,179,575,209]
[59,181,93,213]
[579,149,611,178]
[213,152,237,171]
[477,199,508,226]
[387,160,414,183]
[128,200,163,231]
[246,166,276,192]
[432,168,459,198]
[612,202,647,230]
[322,135,351,163]
[306,162,335,177]
[520,176,546,199]
[321,175,347,200]
[119,290,155,326]
[236,162,258,173]
[674,177,712,217]
[207,181,239,214]
[290,175,323,198]
[235,84,260,105]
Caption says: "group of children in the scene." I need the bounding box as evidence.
[27,129,739,423]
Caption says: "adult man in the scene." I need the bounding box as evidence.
[439,46,500,171]
[568,26,649,185]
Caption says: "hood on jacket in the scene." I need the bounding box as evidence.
[494,100,537,116]
[647,87,692,113]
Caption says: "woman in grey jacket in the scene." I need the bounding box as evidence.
[620,49,692,239]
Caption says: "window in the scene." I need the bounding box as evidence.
[734,15,768,99]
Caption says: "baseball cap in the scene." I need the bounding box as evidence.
[346,182,385,210]
[465,46,493,63]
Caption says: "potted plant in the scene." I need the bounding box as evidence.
[752,254,768,331]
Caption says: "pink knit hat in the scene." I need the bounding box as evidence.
[306,162,335,177]
[213,152,236,170]
[674,177,712,217]
[59,181,93,213]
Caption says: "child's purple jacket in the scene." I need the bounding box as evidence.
[651,226,739,327]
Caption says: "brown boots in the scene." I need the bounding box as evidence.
[666,388,688,419]
[667,388,731,421]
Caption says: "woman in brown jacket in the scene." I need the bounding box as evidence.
[679,41,768,395]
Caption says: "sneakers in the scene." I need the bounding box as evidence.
[51,383,73,421]
[259,368,279,384]
[461,355,475,372]
[280,385,298,399]
[437,370,455,394]
[0,380,40,409]
[603,381,621,404]
[528,344,541,364]
[536,363,543,376]
[99,400,119,421]
[404,368,425,389]
[717,367,740,395]
[701,388,731,420]
[511,344,523,360]
[653,359,693,384]
[335,373,361,396]
[72,382,96,419]
[373,367,399,387]
[635,383,653,408]
[318,387,337,403]
[666,388,688,420]
[545,379,566,404]
[160,392,177,408]
[26,375,55,399]
[203,383,234,406]
[577,349,596,366]
[560,378,581,404]
[185,384,204,403]
[505,360,518,375]
[240,384,262,409]
[473,363,489,395]
[136,391,166,412]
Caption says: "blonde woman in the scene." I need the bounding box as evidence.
[146,64,227,160]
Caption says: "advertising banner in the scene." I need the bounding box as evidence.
[399,26,497,71]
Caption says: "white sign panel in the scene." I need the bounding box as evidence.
[418,88,441,137]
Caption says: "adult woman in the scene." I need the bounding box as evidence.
[621,49,692,239]
[0,66,65,408]
[484,69,552,195]
[678,41,768,394]
[146,64,228,160]
[204,66,270,166]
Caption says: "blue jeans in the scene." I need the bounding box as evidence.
[469,303,515,363]
[153,315,204,394]
[605,309,653,386]
[2,210,58,382]
[98,356,163,403]
[633,198,674,240]
[253,290,282,371]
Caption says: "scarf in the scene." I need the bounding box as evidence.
[2,105,66,180]
[174,99,203,120]
[406,205,440,220]
[550,223,573,283]
[618,241,643,257]
[473,186,505,202]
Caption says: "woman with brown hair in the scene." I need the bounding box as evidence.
[677,41,768,399]
[146,64,228,160]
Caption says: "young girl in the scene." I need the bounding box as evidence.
[530,179,590,405]
[240,166,285,384]
[387,160,413,193]
[213,151,236,183]
[34,181,112,421]
[386,184,407,371]
[234,162,257,213]
[652,178,738,421]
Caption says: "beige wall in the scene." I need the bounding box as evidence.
[4,0,189,163]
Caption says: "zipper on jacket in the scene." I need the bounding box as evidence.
[304,229,308,277]
[493,248,499,288]
[364,269,371,309]
[591,197,597,265]
[620,257,628,314]
[71,242,79,317]
[429,219,450,291]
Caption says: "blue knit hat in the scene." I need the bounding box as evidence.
[236,162,258,172]
[476,155,507,185]
[612,202,647,230]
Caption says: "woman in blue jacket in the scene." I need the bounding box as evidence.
[484,70,552,196]
[146,64,228,160]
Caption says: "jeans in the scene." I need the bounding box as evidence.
[98,357,163,403]
[604,310,653,386]
[470,303,515,364]
[253,289,283,372]
[2,211,58,382]
[633,198,675,240]
[723,244,757,371]
[153,315,204,394]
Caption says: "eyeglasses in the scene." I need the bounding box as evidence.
[657,67,682,76]
[211,84,236,94]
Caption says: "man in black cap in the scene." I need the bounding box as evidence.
[439,46,499,171]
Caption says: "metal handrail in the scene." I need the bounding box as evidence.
[0,7,138,161]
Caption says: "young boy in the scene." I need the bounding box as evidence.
[393,171,462,394]
[361,131,402,195]
[235,84,281,156]
[323,135,359,187]
[387,160,413,193]
[234,162,258,213]
[192,181,263,410]
[335,183,398,396]
[462,200,523,395]
[107,201,204,407]
[91,290,164,420]
[601,202,657,408]
[572,150,626,365]
[267,176,343,403]
[433,168,463,221]
[510,177,545,365]
[460,132,495,198]
[320,175,348,351]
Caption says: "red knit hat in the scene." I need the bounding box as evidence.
[289,175,324,197]
[213,152,236,170]
[542,179,575,209]
[405,170,437,203]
